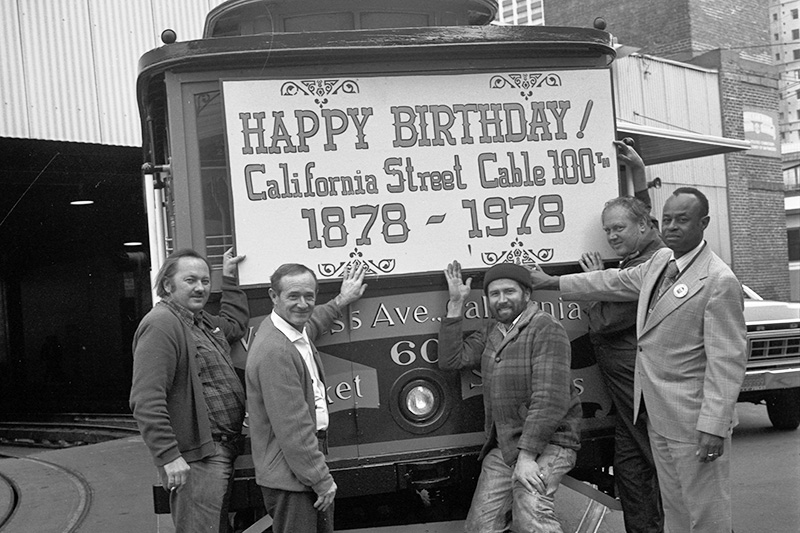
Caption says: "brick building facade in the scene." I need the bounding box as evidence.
[546,0,791,300]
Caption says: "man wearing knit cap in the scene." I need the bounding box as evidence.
[438,260,582,533]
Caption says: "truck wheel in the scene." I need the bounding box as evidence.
[766,388,800,430]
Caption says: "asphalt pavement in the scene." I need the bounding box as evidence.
[730,402,800,532]
[0,403,796,532]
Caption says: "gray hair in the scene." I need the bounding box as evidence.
[602,196,651,227]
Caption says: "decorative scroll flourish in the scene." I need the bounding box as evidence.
[195,91,220,117]
[489,73,563,100]
[318,248,395,278]
[480,239,554,266]
[280,79,360,108]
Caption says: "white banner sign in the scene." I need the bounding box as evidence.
[223,70,618,285]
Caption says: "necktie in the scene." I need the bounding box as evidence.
[657,259,679,299]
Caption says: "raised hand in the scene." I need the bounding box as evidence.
[613,138,644,171]
[336,262,367,307]
[222,248,246,277]
[444,260,472,308]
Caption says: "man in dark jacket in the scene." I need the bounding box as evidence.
[130,248,247,533]
[578,141,666,533]
[438,261,582,533]
[581,201,666,531]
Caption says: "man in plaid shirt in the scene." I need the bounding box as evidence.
[439,261,582,533]
[131,248,248,533]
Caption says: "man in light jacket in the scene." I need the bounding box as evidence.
[530,187,747,533]
[246,263,365,533]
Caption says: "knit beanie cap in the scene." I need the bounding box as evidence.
[483,263,533,295]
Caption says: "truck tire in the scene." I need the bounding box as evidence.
[766,388,800,430]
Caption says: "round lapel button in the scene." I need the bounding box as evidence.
[673,283,688,298]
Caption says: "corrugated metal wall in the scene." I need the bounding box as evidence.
[615,54,724,137]
[614,54,732,263]
[0,0,225,147]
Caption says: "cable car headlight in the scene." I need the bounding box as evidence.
[398,377,444,424]
[390,370,451,434]
[405,384,436,418]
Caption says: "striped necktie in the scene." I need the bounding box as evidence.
[657,259,679,299]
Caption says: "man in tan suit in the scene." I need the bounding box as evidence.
[530,187,747,532]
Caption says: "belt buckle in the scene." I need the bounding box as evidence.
[216,433,242,443]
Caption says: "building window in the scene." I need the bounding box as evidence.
[774,13,779,21]
[777,53,782,60]
[794,29,800,39]
[780,112,785,120]
[795,109,800,119]
[788,229,800,261]
[793,8,799,19]
[776,33,781,41]
[794,49,800,59]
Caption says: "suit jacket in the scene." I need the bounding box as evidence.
[560,245,747,443]
[245,301,340,495]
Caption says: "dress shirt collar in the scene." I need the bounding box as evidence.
[668,240,705,273]
[270,311,310,345]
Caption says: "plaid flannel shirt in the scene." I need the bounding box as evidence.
[164,299,246,437]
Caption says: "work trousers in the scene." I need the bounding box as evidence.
[167,439,238,533]
[465,444,576,533]
[595,344,664,533]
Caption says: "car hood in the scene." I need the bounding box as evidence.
[744,299,800,326]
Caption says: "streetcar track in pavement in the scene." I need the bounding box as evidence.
[0,468,21,531]
[0,452,93,533]
[0,415,135,532]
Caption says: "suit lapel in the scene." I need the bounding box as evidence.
[637,250,672,334]
[641,247,712,334]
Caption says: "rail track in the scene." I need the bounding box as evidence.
[0,454,92,533]
[0,413,138,532]
[0,413,138,448]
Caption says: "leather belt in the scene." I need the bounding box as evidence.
[316,429,328,454]
[213,433,244,444]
